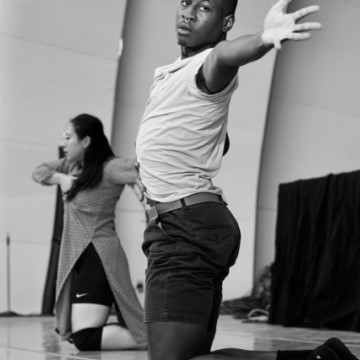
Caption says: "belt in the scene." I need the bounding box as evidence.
[146,192,225,223]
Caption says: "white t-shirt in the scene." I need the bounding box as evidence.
[136,48,238,202]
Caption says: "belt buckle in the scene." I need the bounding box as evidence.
[146,206,158,223]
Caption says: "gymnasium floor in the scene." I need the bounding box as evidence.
[1,315,360,360]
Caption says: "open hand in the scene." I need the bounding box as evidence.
[261,0,322,50]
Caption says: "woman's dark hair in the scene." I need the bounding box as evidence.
[65,113,114,201]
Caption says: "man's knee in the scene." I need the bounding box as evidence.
[147,322,211,360]
[71,327,103,351]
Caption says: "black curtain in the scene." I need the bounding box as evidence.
[269,170,360,331]
[41,147,64,315]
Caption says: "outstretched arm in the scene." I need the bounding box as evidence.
[203,0,321,93]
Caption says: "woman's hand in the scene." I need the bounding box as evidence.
[131,161,145,202]
[131,179,145,202]
[53,173,77,193]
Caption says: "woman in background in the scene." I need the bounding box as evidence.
[32,113,146,351]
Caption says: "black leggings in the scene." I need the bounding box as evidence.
[71,243,114,307]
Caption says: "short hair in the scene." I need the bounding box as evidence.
[223,0,238,16]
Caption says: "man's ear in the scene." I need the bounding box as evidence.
[82,136,91,149]
[223,14,235,33]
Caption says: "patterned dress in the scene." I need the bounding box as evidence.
[32,156,147,346]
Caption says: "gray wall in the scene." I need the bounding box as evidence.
[0,0,127,314]
[255,0,360,276]
[2,0,355,313]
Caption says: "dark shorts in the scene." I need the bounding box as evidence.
[71,243,114,307]
[142,201,241,331]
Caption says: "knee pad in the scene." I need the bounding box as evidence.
[71,327,103,351]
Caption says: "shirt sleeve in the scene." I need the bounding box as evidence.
[32,158,69,185]
[105,157,139,186]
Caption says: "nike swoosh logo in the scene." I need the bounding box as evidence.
[76,293,88,298]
